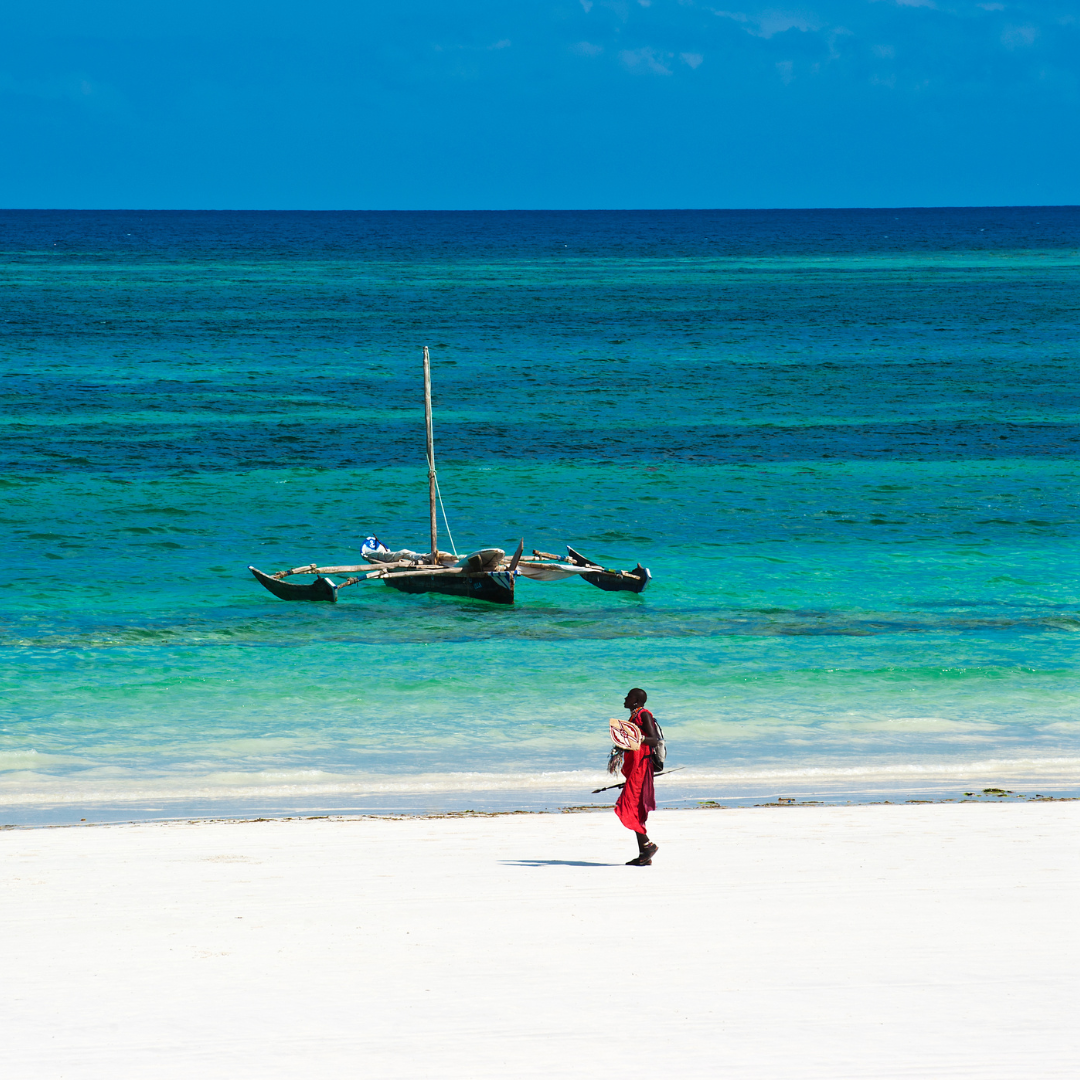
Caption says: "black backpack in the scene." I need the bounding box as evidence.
[650,718,667,774]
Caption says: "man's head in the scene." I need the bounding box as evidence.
[623,687,647,710]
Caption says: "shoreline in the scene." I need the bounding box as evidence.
[6,757,1080,827]
[6,789,1078,831]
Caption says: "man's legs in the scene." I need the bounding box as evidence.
[627,830,659,866]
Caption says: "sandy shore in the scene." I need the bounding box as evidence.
[3,804,1077,1079]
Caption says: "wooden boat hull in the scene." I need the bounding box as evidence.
[564,547,651,594]
[249,566,338,602]
[382,569,515,604]
[581,565,650,593]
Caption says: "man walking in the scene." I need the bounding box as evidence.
[615,688,660,865]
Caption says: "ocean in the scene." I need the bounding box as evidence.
[2,207,1078,823]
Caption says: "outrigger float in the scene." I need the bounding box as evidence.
[248,347,651,606]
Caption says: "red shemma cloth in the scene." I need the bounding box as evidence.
[614,708,656,832]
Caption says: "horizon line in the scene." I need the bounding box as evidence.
[1,204,1077,214]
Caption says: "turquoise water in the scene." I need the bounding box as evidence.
[2,209,1078,821]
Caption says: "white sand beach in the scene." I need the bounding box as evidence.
[3,803,1078,1079]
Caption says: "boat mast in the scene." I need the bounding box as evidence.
[423,345,438,564]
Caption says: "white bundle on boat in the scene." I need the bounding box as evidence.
[516,561,608,581]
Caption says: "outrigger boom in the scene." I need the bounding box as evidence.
[248,347,651,606]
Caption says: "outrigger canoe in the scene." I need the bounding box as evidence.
[248,348,651,606]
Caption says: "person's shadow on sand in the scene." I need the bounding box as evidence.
[501,859,618,867]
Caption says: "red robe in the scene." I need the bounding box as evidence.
[615,708,656,833]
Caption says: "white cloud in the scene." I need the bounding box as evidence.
[894,0,935,7]
[580,0,593,10]
[1001,23,1037,47]
[758,12,818,37]
[826,25,853,59]
[775,60,794,83]
[714,9,820,39]
[489,40,511,50]
[873,43,895,58]
[572,41,604,56]
[680,52,704,68]
[620,46,673,74]
[977,3,1005,10]
[638,0,653,6]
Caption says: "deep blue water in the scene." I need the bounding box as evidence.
[2,208,1078,822]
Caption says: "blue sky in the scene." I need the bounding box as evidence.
[1,1,1076,209]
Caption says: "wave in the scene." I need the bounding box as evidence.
[4,755,1080,808]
